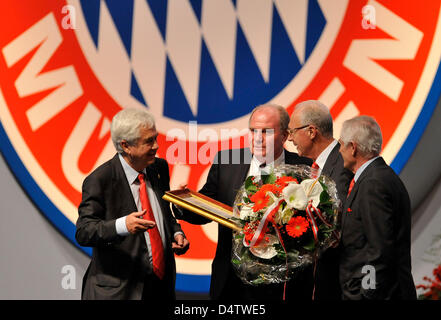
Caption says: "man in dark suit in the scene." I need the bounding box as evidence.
[76,108,189,300]
[287,100,353,300]
[338,115,416,300]
[177,104,312,300]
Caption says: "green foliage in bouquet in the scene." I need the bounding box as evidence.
[231,164,341,285]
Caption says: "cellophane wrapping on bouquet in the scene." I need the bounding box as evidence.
[231,164,341,285]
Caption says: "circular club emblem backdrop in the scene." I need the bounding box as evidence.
[1,0,440,293]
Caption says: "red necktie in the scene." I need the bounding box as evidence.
[347,178,355,197]
[138,173,165,279]
[311,162,319,179]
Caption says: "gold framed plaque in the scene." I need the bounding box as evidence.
[162,189,242,232]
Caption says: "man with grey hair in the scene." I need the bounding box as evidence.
[288,100,353,300]
[288,100,353,203]
[338,115,416,300]
[177,103,312,300]
[76,108,189,300]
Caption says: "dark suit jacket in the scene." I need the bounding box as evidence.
[314,142,354,300]
[75,154,184,300]
[179,148,312,299]
[339,157,416,300]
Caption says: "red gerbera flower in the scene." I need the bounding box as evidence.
[434,265,441,282]
[276,176,298,186]
[286,216,309,238]
[274,176,298,193]
[417,265,441,300]
[250,190,270,212]
[260,183,279,195]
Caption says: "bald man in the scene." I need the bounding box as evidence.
[177,104,313,300]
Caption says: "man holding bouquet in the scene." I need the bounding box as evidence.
[288,100,353,299]
[177,104,312,300]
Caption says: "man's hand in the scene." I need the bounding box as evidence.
[172,234,189,255]
[125,210,156,234]
[177,183,187,190]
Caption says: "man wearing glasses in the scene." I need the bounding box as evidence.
[287,100,353,300]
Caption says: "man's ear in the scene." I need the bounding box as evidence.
[308,126,317,140]
[120,140,130,154]
[281,129,289,144]
[350,142,357,157]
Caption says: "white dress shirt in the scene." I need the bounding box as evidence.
[115,154,167,263]
[354,156,380,182]
[248,152,285,178]
[314,139,338,175]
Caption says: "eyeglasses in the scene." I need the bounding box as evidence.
[287,124,309,135]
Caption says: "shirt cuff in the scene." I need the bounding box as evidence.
[173,231,184,239]
[115,216,130,236]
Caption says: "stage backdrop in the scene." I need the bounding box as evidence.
[1,0,441,295]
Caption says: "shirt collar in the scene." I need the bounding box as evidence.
[315,139,338,170]
[252,151,285,169]
[118,153,145,185]
[354,156,380,182]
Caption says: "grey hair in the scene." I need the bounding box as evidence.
[248,103,290,132]
[111,108,155,154]
[294,100,333,138]
[340,115,383,158]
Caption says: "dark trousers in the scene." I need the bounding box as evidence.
[142,274,173,300]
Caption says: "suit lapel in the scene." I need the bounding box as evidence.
[145,163,159,191]
[350,157,384,196]
[237,148,252,184]
[145,162,167,211]
[284,149,313,166]
[341,181,357,238]
[146,160,173,242]
[341,157,385,234]
[284,149,298,164]
[110,154,138,214]
[322,143,340,177]
[234,151,252,204]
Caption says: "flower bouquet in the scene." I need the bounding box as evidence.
[231,164,340,285]
[417,264,441,300]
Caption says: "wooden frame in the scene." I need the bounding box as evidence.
[162,189,242,232]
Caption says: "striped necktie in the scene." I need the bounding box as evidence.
[311,162,319,179]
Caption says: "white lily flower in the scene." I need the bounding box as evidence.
[275,205,295,224]
[300,179,323,208]
[249,234,279,259]
[282,183,308,210]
